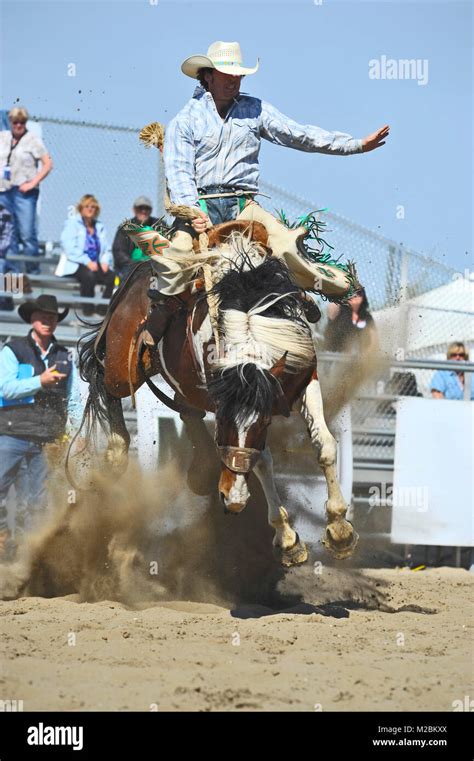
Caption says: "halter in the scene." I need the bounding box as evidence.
[217,445,262,474]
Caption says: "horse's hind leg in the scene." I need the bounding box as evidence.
[253,447,308,567]
[104,394,130,473]
[300,372,359,559]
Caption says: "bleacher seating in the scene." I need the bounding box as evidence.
[0,243,112,346]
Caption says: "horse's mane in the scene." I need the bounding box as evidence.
[208,235,315,373]
[207,233,316,423]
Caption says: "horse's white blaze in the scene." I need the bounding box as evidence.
[227,474,250,506]
[237,411,258,447]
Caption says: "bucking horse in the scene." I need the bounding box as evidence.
[70,218,359,567]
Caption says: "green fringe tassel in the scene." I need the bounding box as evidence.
[277,208,360,300]
[121,216,174,239]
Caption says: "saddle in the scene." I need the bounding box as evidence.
[205,219,270,251]
[145,216,320,332]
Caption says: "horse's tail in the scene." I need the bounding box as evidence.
[77,319,112,440]
[65,320,113,489]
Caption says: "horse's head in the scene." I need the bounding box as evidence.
[210,355,289,514]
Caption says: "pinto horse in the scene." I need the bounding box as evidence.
[73,223,358,566]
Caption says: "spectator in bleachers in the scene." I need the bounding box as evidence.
[0,294,82,559]
[56,194,115,316]
[0,203,15,310]
[430,342,473,400]
[112,196,158,279]
[0,106,53,275]
[323,288,378,353]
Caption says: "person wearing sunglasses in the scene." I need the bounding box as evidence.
[430,342,473,400]
[112,196,159,279]
[0,106,53,275]
[56,194,115,316]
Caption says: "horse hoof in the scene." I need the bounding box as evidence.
[322,520,359,560]
[104,449,128,475]
[273,533,308,567]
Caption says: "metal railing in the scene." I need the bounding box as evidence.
[316,354,474,480]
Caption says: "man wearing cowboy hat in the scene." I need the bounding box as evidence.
[152,41,389,337]
[0,294,82,557]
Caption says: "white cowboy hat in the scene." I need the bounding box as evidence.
[181,41,259,79]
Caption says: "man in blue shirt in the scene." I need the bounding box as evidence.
[155,41,389,341]
[0,294,82,557]
[430,342,473,400]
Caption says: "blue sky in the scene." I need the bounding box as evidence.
[1,0,472,270]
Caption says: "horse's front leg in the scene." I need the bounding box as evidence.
[300,373,358,559]
[253,446,308,567]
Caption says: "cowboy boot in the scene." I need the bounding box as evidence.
[124,225,198,296]
[145,293,184,345]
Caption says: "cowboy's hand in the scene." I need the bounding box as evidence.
[87,261,99,272]
[362,125,390,152]
[100,262,109,273]
[191,210,210,234]
[40,365,67,388]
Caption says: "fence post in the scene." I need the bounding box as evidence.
[397,245,409,357]
[463,368,472,400]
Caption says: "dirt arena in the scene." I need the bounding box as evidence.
[0,567,472,712]
[0,458,472,713]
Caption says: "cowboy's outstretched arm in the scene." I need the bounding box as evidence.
[260,101,389,155]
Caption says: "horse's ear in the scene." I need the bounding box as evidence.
[269,352,287,379]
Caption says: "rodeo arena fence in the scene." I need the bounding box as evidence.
[1,115,473,568]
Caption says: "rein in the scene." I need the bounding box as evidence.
[136,332,203,417]
[143,373,203,418]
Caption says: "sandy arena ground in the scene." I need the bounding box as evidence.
[0,453,472,713]
[1,566,472,712]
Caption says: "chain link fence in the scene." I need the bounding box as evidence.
[33,115,165,247]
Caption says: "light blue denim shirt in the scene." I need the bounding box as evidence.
[164,85,363,207]
[430,370,474,401]
[56,213,113,277]
[0,339,83,430]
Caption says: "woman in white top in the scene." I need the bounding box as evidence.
[0,106,53,274]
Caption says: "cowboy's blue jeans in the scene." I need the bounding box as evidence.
[1,187,41,274]
[0,435,48,534]
[203,195,240,226]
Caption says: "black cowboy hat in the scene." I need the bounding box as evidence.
[18,294,69,323]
